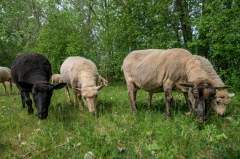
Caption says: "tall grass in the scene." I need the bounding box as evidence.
[0,83,239,158]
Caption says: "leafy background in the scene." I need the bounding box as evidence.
[0,0,240,86]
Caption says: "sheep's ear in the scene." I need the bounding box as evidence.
[49,83,66,90]
[18,81,33,90]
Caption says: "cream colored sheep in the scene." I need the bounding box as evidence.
[60,56,107,114]
[124,50,233,116]
[122,48,225,121]
[0,66,12,94]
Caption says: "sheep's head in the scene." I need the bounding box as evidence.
[211,89,234,116]
[75,83,107,115]
[18,81,66,119]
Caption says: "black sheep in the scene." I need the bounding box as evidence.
[11,53,66,119]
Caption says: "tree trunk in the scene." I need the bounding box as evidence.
[175,0,192,48]
[198,0,210,57]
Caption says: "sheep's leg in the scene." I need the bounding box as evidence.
[25,92,33,114]
[164,88,173,117]
[20,91,26,108]
[72,87,81,107]
[77,93,84,110]
[184,93,193,115]
[74,91,84,109]
[127,82,137,112]
[2,82,7,95]
[21,91,33,114]
[65,85,71,103]
[77,92,84,106]
[149,92,153,108]
[73,90,78,106]
[164,81,174,117]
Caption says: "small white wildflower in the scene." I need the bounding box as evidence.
[84,151,95,159]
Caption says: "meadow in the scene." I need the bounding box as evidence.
[0,83,240,159]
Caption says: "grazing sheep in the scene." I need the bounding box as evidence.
[11,53,66,119]
[51,74,63,84]
[122,48,225,122]
[0,66,12,94]
[60,56,108,115]
[129,51,233,116]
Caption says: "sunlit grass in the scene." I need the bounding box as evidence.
[0,83,239,158]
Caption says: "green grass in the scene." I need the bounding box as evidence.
[0,83,240,159]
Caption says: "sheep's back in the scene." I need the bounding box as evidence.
[11,53,52,83]
[123,48,191,91]
[122,49,164,81]
[193,55,225,87]
[60,56,97,86]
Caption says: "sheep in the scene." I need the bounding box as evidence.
[0,66,12,94]
[127,51,233,116]
[11,53,66,119]
[60,56,108,115]
[122,48,226,122]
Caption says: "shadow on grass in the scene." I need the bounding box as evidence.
[49,100,114,122]
[134,97,189,115]
[0,143,8,157]
[135,100,165,112]
[50,102,81,122]
[97,99,113,116]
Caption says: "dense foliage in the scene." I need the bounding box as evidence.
[0,0,239,86]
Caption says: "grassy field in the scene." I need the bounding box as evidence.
[0,83,240,159]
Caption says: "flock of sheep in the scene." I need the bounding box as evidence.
[0,48,234,122]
